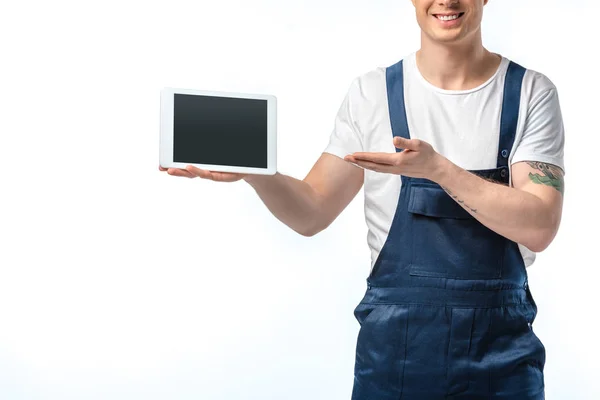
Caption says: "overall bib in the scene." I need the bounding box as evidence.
[350,60,546,399]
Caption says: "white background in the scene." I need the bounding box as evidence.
[1,1,598,399]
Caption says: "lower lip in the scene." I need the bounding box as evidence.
[433,14,463,27]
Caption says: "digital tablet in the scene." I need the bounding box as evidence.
[160,87,277,175]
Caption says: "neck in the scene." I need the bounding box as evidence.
[416,31,500,90]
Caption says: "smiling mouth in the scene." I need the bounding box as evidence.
[434,12,465,21]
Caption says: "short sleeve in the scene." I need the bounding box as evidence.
[323,78,364,159]
[511,87,566,175]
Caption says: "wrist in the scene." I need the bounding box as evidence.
[243,172,275,186]
[243,174,260,184]
[430,154,453,185]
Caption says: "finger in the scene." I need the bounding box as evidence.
[343,156,365,169]
[160,165,194,178]
[349,152,397,165]
[211,172,242,182]
[167,168,196,178]
[185,165,213,179]
[393,136,420,151]
[353,159,398,174]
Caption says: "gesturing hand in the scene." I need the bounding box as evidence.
[344,136,445,181]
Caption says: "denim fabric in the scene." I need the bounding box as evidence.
[351,60,545,399]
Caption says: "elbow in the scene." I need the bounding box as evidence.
[525,239,549,253]
[298,228,320,237]
[297,217,329,237]
[524,226,559,253]
[298,224,325,237]
[296,221,323,237]
[524,208,562,253]
[297,226,316,237]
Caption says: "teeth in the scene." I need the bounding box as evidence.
[437,14,459,21]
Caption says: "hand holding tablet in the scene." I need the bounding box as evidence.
[159,87,277,177]
[158,164,248,182]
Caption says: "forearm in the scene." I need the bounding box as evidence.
[243,172,323,236]
[433,158,556,252]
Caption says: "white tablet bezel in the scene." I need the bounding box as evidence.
[160,87,277,175]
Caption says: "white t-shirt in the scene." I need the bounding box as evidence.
[324,52,566,271]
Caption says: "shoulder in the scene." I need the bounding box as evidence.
[509,59,560,105]
[347,53,416,104]
[522,65,556,91]
[340,66,388,124]
[508,59,566,172]
[348,66,387,101]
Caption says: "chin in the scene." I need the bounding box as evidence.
[428,32,464,44]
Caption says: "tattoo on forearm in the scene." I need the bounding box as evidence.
[526,161,565,195]
[441,186,477,213]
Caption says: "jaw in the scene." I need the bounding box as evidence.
[414,2,484,47]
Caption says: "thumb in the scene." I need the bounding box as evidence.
[393,136,415,150]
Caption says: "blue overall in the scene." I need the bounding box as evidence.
[350,60,546,399]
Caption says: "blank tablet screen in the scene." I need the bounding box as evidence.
[173,94,268,168]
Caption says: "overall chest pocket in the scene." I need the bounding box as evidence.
[407,183,504,280]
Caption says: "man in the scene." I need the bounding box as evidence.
[160,0,565,398]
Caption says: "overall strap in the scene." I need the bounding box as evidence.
[497,61,526,171]
[386,60,411,151]
[386,58,526,180]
